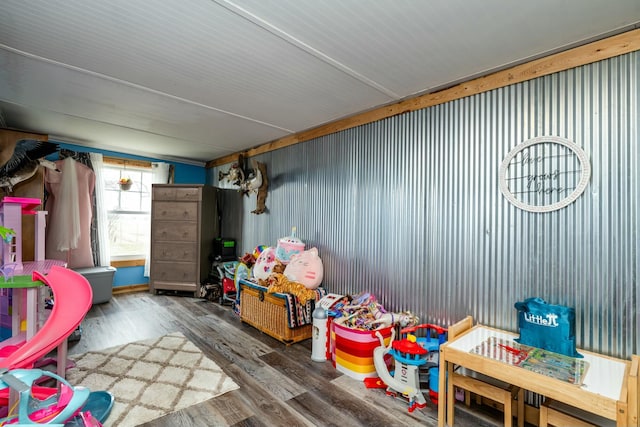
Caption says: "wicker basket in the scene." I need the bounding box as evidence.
[240,281,312,345]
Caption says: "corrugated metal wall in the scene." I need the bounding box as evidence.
[209,51,639,359]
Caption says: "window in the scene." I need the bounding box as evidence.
[102,160,152,260]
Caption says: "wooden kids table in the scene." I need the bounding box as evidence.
[437,323,638,426]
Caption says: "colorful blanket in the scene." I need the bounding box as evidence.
[282,288,327,328]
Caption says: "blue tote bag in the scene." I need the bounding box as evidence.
[514,297,583,358]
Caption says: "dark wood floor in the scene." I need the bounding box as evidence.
[67,292,503,427]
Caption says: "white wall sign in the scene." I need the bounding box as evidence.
[499,136,591,213]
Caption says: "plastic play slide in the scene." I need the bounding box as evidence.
[0,265,93,371]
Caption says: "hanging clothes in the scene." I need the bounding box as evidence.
[60,149,101,266]
[45,157,96,268]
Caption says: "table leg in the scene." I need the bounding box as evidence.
[446,361,455,425]
[517,388,525,427]
[438,356,446,427]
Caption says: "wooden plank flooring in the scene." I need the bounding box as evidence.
[67,292,503,427]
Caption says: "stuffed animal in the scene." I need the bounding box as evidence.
[253,245,267,259]
[275,227,304,264]
[239,252,256,268]
[256,260,285,287]
[271,260,285,275]
[368,311,419,328]
[284,247,323,289]
[263,272,317,304]
[252,246,277,280]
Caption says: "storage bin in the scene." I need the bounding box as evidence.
[239,280,313,345]
[72,266,116,305]
[330,317,393,380]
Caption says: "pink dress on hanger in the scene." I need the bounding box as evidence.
[44,158,95,268]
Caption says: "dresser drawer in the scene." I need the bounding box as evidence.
[152,201,198,221]
[153,186,202,201]
[151,280,197,293]
[152,261,197,282]
[153,242,198,262]
[152,222,198,242]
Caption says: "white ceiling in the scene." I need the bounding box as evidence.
[1,1,639,166]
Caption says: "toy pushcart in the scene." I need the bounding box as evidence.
[215,261,238,305]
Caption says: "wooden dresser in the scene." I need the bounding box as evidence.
[149,184,217,296]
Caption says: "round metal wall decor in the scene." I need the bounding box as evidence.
[499,136,591,213]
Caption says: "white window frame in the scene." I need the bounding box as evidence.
[103,158,152,261]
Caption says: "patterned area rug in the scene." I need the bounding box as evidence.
[67,332,239,427]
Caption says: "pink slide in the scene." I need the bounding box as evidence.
[0,266,93,371]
